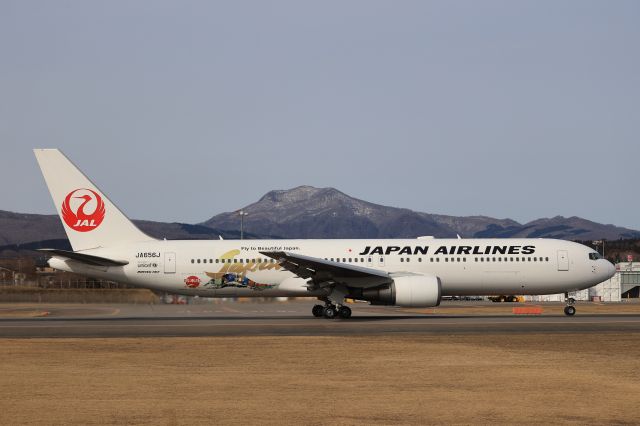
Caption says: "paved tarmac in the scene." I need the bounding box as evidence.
[2,301,640,337]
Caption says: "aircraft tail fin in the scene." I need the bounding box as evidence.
[34,149,156,251]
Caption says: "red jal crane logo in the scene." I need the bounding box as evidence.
[61,189,106,232]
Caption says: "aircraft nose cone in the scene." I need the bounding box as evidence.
[599,260,616,280]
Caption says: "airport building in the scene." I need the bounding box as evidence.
[527,262,639,302]
[613,261,640,298]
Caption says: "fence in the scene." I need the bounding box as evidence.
[0,277,132,290]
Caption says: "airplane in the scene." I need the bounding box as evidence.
[34,149,616,319]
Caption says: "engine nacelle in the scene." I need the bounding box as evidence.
[360,274,442,307]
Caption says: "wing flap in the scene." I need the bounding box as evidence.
[260,251,391,288]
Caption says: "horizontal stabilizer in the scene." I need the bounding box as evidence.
[38,249,129,267]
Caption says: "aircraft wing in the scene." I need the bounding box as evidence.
[260,251,391,288]
[38,249,129,267]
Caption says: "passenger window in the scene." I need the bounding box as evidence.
[407,258,410,263]
[546,257,549,261]
[419,258,422,262]
[191,259,194,264]
[445,258,449,262]
[401,258,404,263]
[436,258,440,262]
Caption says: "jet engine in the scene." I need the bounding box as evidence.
[359,274,442,307]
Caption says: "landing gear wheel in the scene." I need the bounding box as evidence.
[338,306,352,319]
[323,306,337,319]
[312,305,324,317]
[567,297,576,305]
[564,306,576,316]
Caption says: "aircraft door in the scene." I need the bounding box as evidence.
[557,250,569,271]
[164,252,176,274]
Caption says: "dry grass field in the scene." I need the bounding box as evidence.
[1,334,639,425]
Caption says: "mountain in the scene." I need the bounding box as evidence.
[0,211,265,256]
[201,186,640,240]
[0,211,66,246]
[1,186,638,256]
[202,186,449,239]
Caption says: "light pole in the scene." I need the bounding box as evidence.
[593,240,606,258]
[238,210,248,240]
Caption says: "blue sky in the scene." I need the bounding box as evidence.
[1,1,639,229]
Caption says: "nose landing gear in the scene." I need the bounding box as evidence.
[563,293,576,316]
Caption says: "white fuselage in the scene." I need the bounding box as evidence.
[50,238,615,298]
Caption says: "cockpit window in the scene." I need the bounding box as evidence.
[589,252,602,260]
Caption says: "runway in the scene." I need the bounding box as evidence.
[2,301,640,337]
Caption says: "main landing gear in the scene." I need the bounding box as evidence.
[312,303,352,319]
[563,293,576,316]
